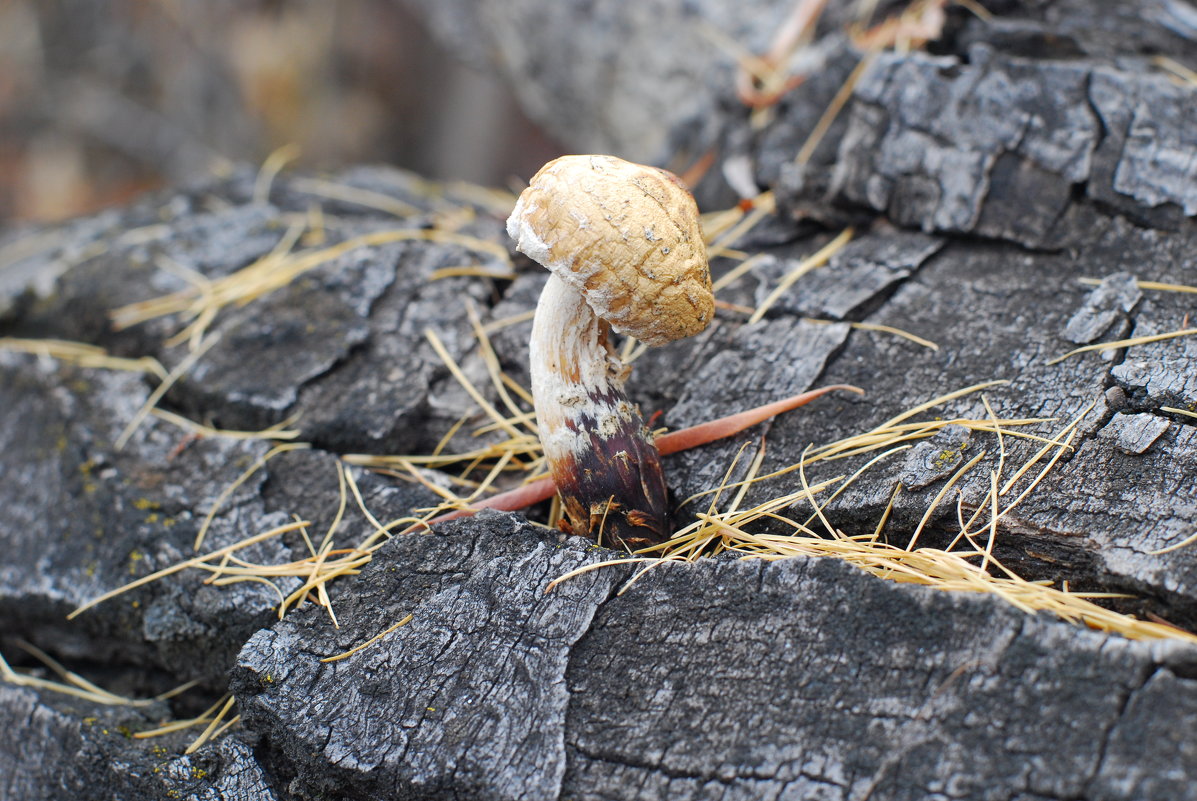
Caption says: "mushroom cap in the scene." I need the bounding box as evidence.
[507,154,714,347]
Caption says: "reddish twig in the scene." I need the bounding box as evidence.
[422,383,863,527]
[655,383,862,453]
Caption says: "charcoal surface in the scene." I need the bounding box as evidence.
[231,514,1197,801]
[0,683,278,801]
[4,1,1197,798]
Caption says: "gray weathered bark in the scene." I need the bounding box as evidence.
[4,1,1197,798]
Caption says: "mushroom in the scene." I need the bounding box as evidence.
[507,154,714,550]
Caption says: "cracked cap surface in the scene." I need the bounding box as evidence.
[507,154,714,347]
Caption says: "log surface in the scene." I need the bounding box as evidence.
[3,1,1197,798]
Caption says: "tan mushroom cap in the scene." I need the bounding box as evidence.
[507,154,714,347]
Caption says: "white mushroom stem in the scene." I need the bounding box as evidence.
[530,273,669,547]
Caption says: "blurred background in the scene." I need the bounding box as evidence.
[0,0,563,224]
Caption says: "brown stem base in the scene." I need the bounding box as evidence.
[549,389,669,549]
[421,384,863,542]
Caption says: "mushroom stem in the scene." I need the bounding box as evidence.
[530,273,669,549]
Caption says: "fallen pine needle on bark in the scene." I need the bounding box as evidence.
[1048,327,1197,365]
